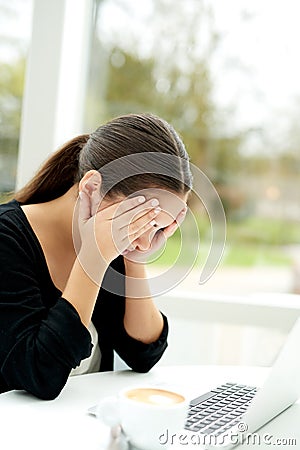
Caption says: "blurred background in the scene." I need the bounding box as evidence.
[1,0,300,295]
[1,0,299,365]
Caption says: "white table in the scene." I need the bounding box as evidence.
[0,365,299,450]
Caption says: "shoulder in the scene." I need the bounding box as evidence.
[0,199,19,217]
[0,199,27,232]
[0,199,41,264]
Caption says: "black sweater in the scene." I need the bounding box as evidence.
[0,200,168,400]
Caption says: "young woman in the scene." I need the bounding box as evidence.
[0,113,192,400]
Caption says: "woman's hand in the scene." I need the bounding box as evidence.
[77,178,161,266]
[122,207,187,263]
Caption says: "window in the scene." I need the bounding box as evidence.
[0,0,33,198]
[87,0,300,295]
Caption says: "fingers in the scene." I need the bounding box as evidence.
[119,198,160,223]
[99,195,147,219]
[121,205,161,234]
[163,207,187,238]
[120,207,160,244]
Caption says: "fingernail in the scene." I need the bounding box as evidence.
[150,220,157,226]
[154,207,161,214]
[138,196,146,203]
[79,192,83,200]
[151,199,159,207]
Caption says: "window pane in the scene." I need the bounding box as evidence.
[0,0,33,197]
[86,0,300,295]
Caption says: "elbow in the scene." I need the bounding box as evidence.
[131,362,153,374]
[2,365,68,400]
[130,344,168,373]
[32,385,64,401]
[20,377,66,400]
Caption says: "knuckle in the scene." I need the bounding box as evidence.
[130,221,139,234]
[131,231,138,241]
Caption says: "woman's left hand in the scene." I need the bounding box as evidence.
[122,207,187,263]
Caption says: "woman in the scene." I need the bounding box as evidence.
[0,113,192,400]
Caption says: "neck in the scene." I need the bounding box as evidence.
[26,185,78,253]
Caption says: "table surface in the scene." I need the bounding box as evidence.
[0,365,299,450]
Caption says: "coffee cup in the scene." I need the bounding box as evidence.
[94,385,188,450]
[120,386,188,450]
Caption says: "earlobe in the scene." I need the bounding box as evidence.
[79,170,102,196]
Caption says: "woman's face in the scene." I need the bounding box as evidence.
[103,187,189,252]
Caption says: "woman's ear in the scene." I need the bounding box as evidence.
[79,170,102,197]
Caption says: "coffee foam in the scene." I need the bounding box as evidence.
[125,388,185,405]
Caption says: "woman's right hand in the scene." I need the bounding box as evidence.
[77,183,161,267]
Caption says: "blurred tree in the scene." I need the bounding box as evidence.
[0,58,25,191]
[0,58,25,154]
[85,0,247,217]
[0,0,30,192]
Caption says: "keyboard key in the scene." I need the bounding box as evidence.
[211,412,224,419]
[206,407,218,413]
[222,406,235,412]
[193,406,205,411]
[188,424,203,432]
[201,401,214,407]
[227,413,239,419]
[214,420,226,427]
[228,411,242,417]
[202,418,215,425]
[201,411,212,416]
[230,394,241,399]
[188,417,200,423]
[190,391,217,406]
[185,420,195,427]
[213,395,226,400]
[238,406,248,412]
[204,426,220,435]
[211,388,226,393]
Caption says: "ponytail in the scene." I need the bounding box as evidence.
[14,134,89,205]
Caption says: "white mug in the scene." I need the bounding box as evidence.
[94,385,188,450]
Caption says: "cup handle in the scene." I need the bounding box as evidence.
[93,396,121,427]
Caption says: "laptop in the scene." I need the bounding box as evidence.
[184,316,300,449]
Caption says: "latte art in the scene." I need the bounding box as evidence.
[125,388,185,405]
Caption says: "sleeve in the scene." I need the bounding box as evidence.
[0,217,92,400]
[95,256,168,373]
[114,312,169,373]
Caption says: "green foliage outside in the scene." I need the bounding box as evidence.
[149,215,297,268]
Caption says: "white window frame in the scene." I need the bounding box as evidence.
[16,0,93,189]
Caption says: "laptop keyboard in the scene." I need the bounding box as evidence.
[185,382,257,438]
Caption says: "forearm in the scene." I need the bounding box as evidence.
[62,252,108,327]
[123,259,164,344]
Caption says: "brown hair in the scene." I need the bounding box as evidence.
[15,113,192,204]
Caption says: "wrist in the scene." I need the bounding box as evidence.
[124,258,147,278]
[77,247,109,285]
